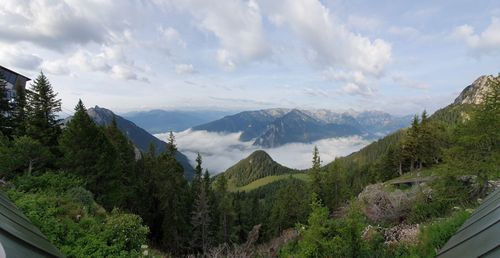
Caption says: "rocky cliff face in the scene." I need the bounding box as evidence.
[454,75,499,105]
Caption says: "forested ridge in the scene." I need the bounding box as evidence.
[0,72,499,257]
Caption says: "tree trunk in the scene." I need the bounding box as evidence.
[28,159,33,176]
[398,161,403,176]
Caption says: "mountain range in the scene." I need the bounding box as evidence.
[122,109,232,134]
[193,108,412,147]
[70,106,195,178]
[217,74,499,189]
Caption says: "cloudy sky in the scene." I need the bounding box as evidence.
[1,0,500,116]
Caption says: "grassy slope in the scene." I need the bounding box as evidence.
[228,173,309,192]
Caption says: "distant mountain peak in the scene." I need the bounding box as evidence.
[454,75,499,105]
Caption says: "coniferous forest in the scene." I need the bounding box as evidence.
[0,65,499,258]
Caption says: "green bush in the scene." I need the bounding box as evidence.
[410,210,469,258]
[66,186,94,208]
[13,171,83,193]
[5,172,149,258]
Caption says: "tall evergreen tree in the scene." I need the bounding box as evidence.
[59,100,117,207]
[104,116,137,208]
[310,146,323,199]
[213,174,234,244]
[192,152,203,194]
[26,72,62,147]
[191,184,211,254]
[167,131,177,156]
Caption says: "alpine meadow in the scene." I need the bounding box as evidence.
[0,1,499,258]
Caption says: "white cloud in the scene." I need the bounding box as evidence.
[159,26,186,48]
[323,68,375,96]
[42,59,71,75]
[175,64,197,75]
[392,74,430,90]
[324,69,369,86]
[0,0,110,50]
[156,129,370,173]
[111,65,149,83]
[260,0,392,76]
[170,0,269,69]
[0,44,42,70]
[452,17,500,55]
[340,82,375,97]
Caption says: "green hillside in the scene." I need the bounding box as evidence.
[228,173,309,192]
[224,150,299,187]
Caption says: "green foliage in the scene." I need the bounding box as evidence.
[25,72,62,147]
[102,209,149,255]
[227,173,309,192]
[0,136,52,178]
[225,150,297,187]
[59,100,119,208]
[445,77,500,195]
[5,172,149,258]
[66,187,94,208]
[270,177,310,235]
[12,171,83,193]
[410,210,469,258]
[281,199,369,258]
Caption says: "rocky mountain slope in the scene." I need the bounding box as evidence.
[453,75,499,105]
[193,108,411,147]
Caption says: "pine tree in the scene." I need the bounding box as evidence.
[59,100,117,207]
[191,184,211,254]
[104,116,137,208]
[192,152,203,194]
[310,146,323,199]
[213,174,234,244]
[26,72,62,147]
[405,115,420,171]
[0,73,13,136]
[167,131,177,156]
[203,169,211,191]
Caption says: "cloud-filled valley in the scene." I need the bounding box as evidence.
[156,129,370,173]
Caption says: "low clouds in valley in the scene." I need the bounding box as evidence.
[156,130,370,173]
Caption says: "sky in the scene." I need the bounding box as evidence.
[1,0,500,116]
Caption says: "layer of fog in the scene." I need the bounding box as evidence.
[156,129,371,174]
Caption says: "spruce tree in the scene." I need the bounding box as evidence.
[167,131,177,156]
[191,184,211,254]
[26,72,62,147]
[59,100,117,207]
[192,152,203,194]
[310,146,323,199]
[105,116,137,208]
